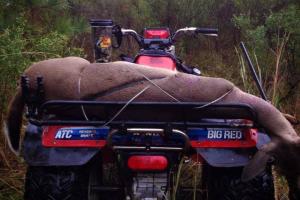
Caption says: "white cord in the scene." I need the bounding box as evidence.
[102,85,151,127]
[194,87,234,109]
[133,69,180,102]
[77,64,233,125]
[78,73,89,121]
[100,68,180,127]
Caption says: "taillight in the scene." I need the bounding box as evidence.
[143,28,170,39]
[127,155,168,171]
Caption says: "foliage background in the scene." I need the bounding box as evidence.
[0,0,299,199]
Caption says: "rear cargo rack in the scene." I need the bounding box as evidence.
[29,100,259,128]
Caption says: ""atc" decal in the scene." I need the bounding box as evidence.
[55,129,73,139]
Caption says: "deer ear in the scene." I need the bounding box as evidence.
[241,150,271,182]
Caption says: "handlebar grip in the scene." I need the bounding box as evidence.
[196,28,218,35]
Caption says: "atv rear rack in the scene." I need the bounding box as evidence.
[28,100,260,129]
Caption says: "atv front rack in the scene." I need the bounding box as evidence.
[28,100,260,129]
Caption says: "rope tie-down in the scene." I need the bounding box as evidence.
[77,67,234,126]
[77,65,180,124]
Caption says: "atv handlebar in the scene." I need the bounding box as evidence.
[195,28,218,36]
[121,28,143,46]
[172,27,218,40]
[172,27,197,39]
[121,29,140,38]
[119,26,218,48]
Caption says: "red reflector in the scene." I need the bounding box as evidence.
[128,155,168,171]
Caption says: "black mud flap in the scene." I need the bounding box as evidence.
[197,132,271,167]
[197,148,256,167]
[22,124,100,166]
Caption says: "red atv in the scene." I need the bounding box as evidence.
[23,20,274,200]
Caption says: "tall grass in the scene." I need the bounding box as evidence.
[171,156,204,200]
[0,16,84,199]
[235,46,292,200]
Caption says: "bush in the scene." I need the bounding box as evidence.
[0,16,84,119]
